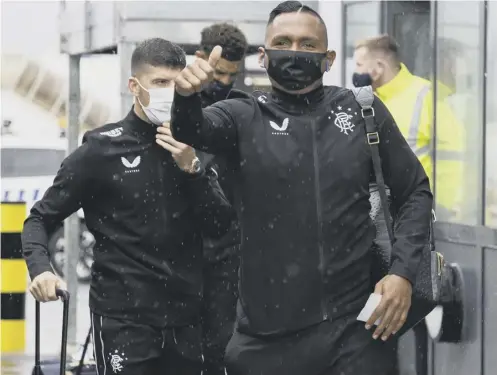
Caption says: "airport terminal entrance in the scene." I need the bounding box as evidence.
[342,1,497,375]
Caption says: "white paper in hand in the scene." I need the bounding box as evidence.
[357,293,382,326]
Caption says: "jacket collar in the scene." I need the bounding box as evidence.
[270,85,325,113]
[124,106,158,141]
[375,63,414,102]
[375,63,454,102]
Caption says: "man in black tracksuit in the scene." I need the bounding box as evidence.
[170,2,433,375]
[196,23,248,375]
[22,39,233,375]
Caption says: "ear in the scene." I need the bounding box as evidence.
[372,58,385,78]
[325,50,337,71]
[195,50,207,60]
[258,47,266,68]
[128,77,139,97]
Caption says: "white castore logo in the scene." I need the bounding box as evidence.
[121,156,141,173]
[100,127,123,137]
[269,118,289,135]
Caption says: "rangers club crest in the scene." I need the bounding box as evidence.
[331,106,357,135]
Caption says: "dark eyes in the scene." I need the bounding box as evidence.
[273,40,316,49]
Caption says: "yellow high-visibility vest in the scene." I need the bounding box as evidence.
[375,64,465,218]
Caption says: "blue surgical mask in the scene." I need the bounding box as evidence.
[352,72,373,88]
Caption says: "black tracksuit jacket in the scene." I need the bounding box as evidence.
[22,109,234,327]
[171,85,433,335]
[198,90,243,263]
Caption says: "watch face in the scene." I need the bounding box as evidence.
[192,158,201,172]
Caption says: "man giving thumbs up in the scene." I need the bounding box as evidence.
[175,46,223,96]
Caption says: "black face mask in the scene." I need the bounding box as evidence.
[204,80,234,101]
[352,72,373,87]
[265,49,327,91]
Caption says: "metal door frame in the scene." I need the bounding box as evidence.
[429,1,492,374]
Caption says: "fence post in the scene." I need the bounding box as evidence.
[0,201,27,353]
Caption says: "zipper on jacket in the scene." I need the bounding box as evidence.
[157,157,169,227]
[311,120,328,321]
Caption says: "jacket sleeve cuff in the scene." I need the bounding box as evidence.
[388,260,416,286]
[179,168,206,181]
[173,91,201,105]
[181,170,213,194]
[29,263,55,281]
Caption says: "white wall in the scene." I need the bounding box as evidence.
[1,1,122,127]
[1,90,61,140]
[319,0,343,86]
[1,1,60,57]
[36,54,122,124]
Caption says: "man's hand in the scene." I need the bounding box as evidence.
[366,274,412,341]
[29,271,66,302]
[174,45,222,97]
[156,123,197,172]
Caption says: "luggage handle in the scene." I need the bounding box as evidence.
[34,288,71,375]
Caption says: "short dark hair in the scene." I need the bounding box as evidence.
[355,34,401,64]
[200,23,248,62]
[131,38,186,75]
[268,1,325,26]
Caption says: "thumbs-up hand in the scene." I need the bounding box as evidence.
[174,45,222,97]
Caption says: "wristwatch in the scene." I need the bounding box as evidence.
[186,156,202,174]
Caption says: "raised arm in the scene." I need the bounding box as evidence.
[170,45,252,155]
[182,166,235,239]
[155,124,235,239]
[171,92,239,155]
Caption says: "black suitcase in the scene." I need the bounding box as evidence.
[32,289,97,375]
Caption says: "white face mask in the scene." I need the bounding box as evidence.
[135,79,175,125]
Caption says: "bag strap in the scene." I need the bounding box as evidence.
[351,86,395,247]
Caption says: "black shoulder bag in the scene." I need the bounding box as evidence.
[351,85,446,336]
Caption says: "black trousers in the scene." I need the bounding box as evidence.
[91,313,203,375]
[201,252,239,375]
[225,316,398,375]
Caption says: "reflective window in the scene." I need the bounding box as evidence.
[1,148,65,178]
[343,1,380,88]
[388,2,431,79]
[486,2,497,227]
[435,1,484,225]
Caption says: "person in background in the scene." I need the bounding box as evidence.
[157,22,248,375]
[436,37,479,223]
[23,38,234,375]
[353,34,465,375]
[169,1,433,374]
[196,23,248,107]
[353,34,465,222]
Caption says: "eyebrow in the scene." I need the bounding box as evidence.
[270,34,320,43]
[151,77,173,82]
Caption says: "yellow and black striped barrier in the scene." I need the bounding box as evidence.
[1,201,27,353]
